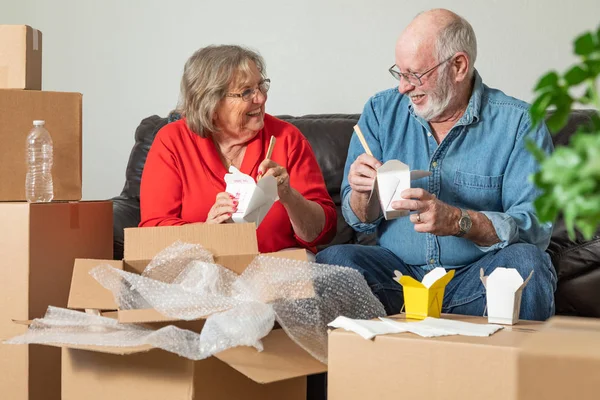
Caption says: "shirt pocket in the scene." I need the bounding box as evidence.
[453,170,503,210]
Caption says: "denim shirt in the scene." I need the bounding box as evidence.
[341,71,554,270]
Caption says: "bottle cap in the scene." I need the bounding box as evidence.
[33,120,45,126]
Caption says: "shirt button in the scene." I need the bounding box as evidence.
[427,132,432,137]
[432,161,438,168]
[429,259,435,264]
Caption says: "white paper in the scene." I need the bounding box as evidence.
[328,316,503,340]
[380,317,503,337]
[368,160,431,220]
[481,267,533,325]
[224,167,278,228]
[328,316,408,339]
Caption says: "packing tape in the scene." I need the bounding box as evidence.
[69,202,80,230]
[32,28,39,51]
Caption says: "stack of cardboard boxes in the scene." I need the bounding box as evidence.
[0,25,113,400]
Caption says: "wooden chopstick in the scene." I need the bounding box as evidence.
[265,136,276,160]
[354,125,373,156]
[257,136,276,181]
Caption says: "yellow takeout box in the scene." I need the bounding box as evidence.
[393,268,455,320]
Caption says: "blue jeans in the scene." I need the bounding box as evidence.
[316,243,557,321]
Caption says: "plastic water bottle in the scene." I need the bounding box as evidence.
[25,120,54,203]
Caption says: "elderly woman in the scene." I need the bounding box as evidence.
[139,45,337,254]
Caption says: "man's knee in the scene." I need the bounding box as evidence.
[497,243,554,281]
[316,244,364,268]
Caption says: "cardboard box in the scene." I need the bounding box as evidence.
[393,267,455,319]
[481,268,533,325]
[0,90,82,201]
[0,201,113,400]
[0,25,42,90]
[35,223,325,399]
[518,316,600,400]
[328,314,542,400]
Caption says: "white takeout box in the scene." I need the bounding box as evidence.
[480,267,534,325]
[225,166,278,227]
[369,160,431,220]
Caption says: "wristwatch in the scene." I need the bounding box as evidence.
[456,208,472,237]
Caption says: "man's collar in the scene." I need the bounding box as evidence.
[458,69,483,126]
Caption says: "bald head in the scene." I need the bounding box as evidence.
[396,8,477,75]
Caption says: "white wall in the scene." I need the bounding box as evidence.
[3,0,599,200]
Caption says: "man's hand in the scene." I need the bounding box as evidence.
[392,188,460,236]
[348,153,382,193]
[348,154,382,222]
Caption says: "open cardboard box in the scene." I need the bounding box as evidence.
[36,223,326,400]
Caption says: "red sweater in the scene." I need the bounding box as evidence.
[139,114,337,253]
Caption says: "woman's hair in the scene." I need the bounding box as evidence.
[177,45,266,137]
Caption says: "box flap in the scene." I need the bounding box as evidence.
[68,259,122,310]
[214,329,326,383]
[479,268,487,288]
[116,308,210,325]
[124,223,259,260]
[264,249,309,261]
[429,269,455,290]
[487,267,525,293]
[545,316,600,332]
[50,341,155,355]
[398,275,424,288]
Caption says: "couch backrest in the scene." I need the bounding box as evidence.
[118,110,597,248]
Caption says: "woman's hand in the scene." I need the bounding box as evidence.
[206,192,237,224]
[258,159,291,200]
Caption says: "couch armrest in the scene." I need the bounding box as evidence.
[112,195,141,260]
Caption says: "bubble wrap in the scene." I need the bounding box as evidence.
[6,241,385,363]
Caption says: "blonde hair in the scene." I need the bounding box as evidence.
[177,45,266,137]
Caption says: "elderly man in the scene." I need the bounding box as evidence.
[316,9,556,320]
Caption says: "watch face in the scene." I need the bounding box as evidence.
[460,215,472,231]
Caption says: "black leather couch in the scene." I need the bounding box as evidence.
[111,110,600,318]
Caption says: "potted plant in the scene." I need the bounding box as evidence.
[528,25,600,240]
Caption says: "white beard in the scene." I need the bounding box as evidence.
[411,67,455,121]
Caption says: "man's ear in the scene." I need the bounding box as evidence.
[452,52,470,83]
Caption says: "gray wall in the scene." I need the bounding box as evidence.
[3,0,600,200]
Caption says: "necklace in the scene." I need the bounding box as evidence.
[216,144,245,169]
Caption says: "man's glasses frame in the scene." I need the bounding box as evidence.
[388,56,453,86]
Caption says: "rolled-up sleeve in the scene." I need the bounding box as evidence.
[340,96,386,233]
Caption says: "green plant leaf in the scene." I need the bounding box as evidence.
[584,59,600,75]
[546,105,571,132]
[529,91,553,126]
[564,65,590,85]
[534,71,559,91]
[533,194,558,223]
[574,32,596,56]
[577,220,596,240]
[526,139,548,163]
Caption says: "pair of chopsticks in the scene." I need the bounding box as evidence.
[354,124,373,156]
